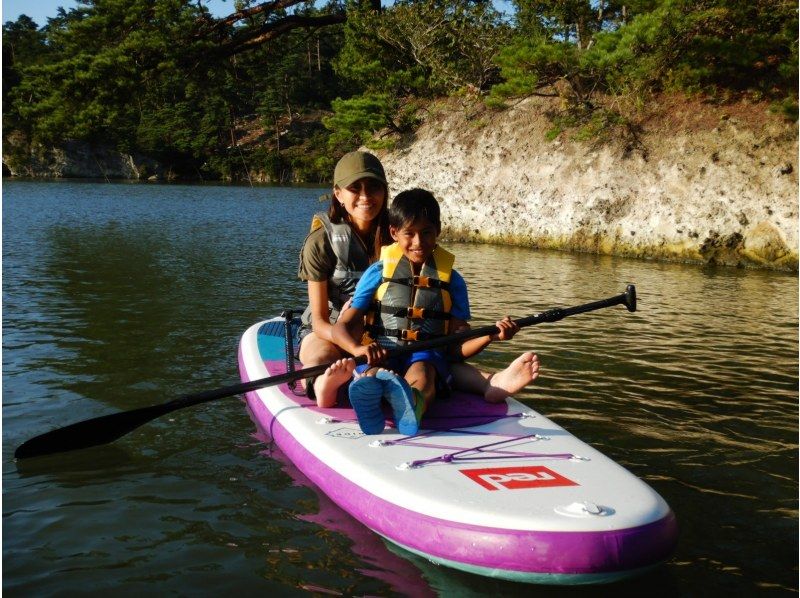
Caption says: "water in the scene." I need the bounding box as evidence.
[3,180,797,596]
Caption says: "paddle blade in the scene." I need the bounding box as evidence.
[14,404,170,459]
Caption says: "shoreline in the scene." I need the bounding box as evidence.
[5,94,797,272]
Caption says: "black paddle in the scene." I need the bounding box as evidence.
[14,285,636,459]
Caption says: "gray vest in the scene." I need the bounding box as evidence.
[301,212,371,327]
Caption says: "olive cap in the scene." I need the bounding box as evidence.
[333,151,387,188]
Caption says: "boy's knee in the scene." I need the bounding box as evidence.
[407,361,434,378]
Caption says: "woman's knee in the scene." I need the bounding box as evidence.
[299,332,342,364]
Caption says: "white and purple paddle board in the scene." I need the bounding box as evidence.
[238,317,677,585]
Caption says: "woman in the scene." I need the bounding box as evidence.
[297,151,390,407]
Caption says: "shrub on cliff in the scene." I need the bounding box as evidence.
[488,0,799,127]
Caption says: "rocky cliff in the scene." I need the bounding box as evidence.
[378,96,798,271]
[3,138,165,180]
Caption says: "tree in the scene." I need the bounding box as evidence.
[326,0,510,149]
[336,0,508,96]
[2,15,49,131]
[4,0,351,173]
[323,93,394,151]
[5,0,795,181]
[490,0,798,111]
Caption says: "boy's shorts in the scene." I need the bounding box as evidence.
[355,349,453,396]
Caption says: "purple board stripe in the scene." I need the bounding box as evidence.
[257,357,512,430]
[239,348,678,576]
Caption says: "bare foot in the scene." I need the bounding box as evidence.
[314,358,356,407]
[484,352,539,403]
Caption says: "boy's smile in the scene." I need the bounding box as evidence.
[390,218,438,267]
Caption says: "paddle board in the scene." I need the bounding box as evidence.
[238,316,677,584]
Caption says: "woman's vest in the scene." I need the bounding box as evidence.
[365,243,454,347]
[301,212,372,327]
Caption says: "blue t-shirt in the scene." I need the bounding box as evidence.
[351,260,471,320]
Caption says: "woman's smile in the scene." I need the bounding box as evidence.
[335,177,386,229]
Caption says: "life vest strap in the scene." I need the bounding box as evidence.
[381,276,450,290]
[365,326,446,342]
[376,303,450,320]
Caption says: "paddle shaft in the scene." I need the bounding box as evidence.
[14,286,636,459]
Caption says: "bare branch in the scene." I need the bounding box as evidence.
[217,13,346,56]
[193,1,347,58]
[214,0,307,29]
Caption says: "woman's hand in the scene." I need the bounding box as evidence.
[335,298,352,321]
[307,280,334,341]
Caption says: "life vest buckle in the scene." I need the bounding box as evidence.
[400,329,419,341]
[412,275,431,288]
[406,306,426,319]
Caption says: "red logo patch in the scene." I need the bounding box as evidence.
[460,466,578,491]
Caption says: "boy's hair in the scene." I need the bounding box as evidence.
[389,188,441,232]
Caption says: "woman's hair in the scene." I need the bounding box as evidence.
[389,188,441,233]
[328,183,390,261]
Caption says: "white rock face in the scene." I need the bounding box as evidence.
[379,97,798,270]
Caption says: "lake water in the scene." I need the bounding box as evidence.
[3,179,797,596]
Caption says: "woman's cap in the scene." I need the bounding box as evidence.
[334,151,386,188]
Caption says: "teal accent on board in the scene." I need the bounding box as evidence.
[256,321,288,360]
[384,535,662,585]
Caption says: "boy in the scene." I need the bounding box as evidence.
[332,188,539,435]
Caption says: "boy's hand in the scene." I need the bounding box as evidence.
[490,316,519,342]
[354,342,388,365]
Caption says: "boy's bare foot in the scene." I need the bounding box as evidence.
[484,352,539,403]
[315,358,356,407]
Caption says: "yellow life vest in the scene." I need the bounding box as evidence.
[365,243,454,346]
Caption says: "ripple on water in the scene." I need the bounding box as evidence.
[2,185,797,595]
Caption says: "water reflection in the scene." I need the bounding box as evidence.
[3,181,797,595]
[449,242,798,594]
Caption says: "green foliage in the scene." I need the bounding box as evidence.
[336,0,509,97]
[497,0,798,103]
[770,97,799,123]
[2,14,47,85]
[323,94,395,151]
[2,0,796,179]
[329,0,510,152]
[3,15,50,134]
[489,0,798,137]
[571,109,627,141]
[333,4,429,99]
[489,35,582,104]
[3,1,352,178]
[7,1,204,150]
